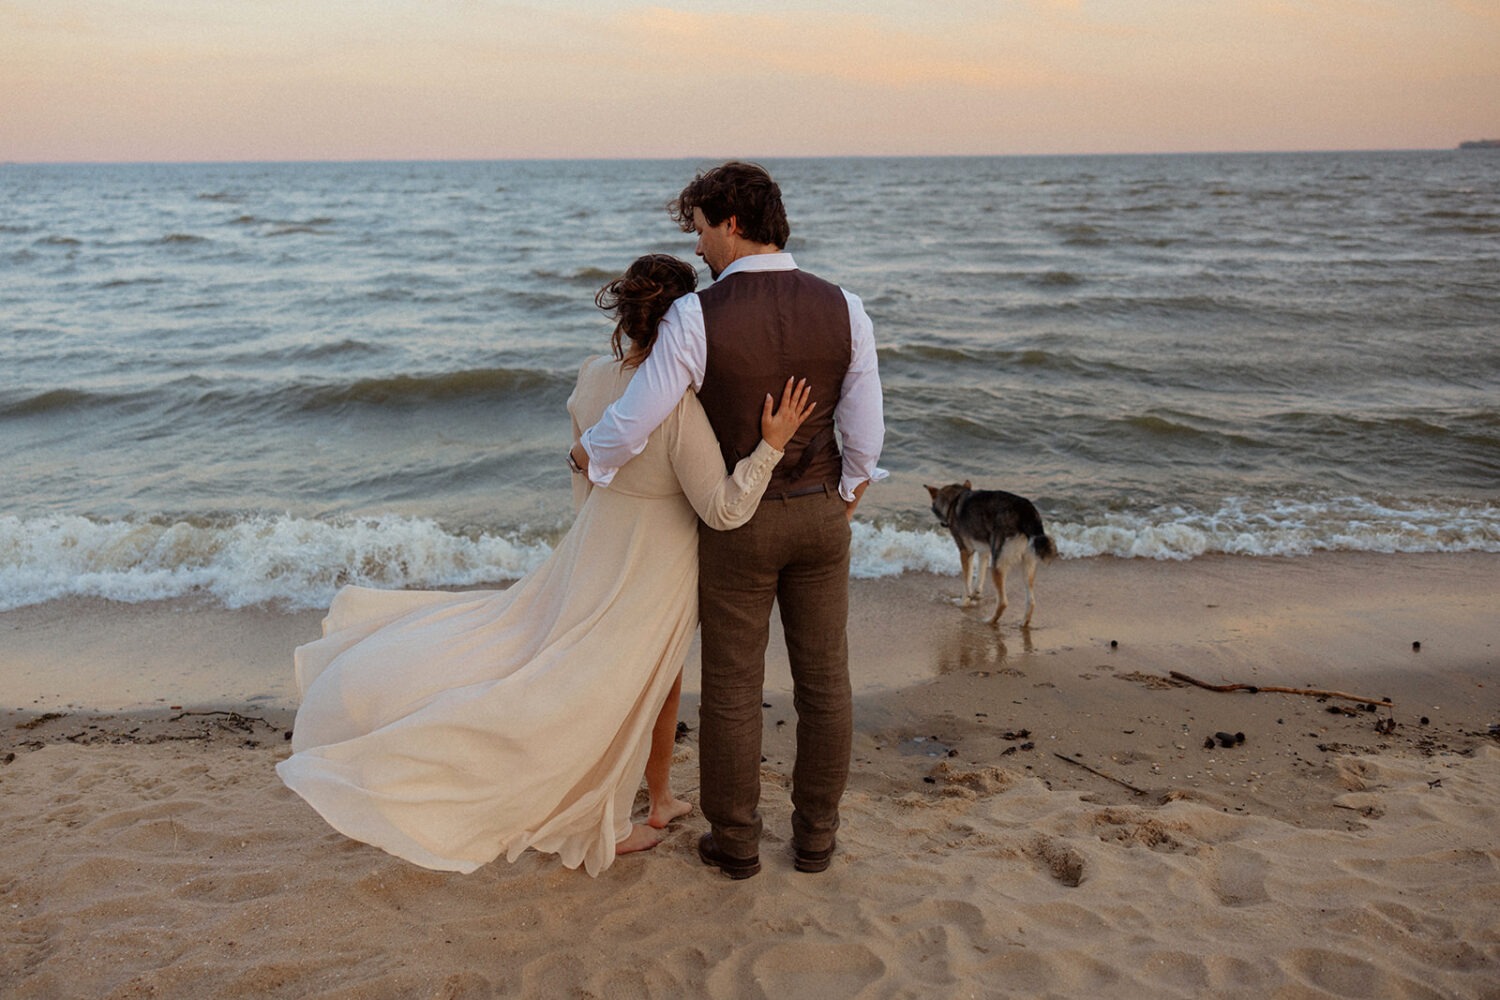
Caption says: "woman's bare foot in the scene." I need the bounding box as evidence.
[615,823,665,856]
[647,797,693,830]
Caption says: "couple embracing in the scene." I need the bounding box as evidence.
[277,162,886,879]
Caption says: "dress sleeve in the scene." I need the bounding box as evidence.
[578,296,702,487]
[567,360,594,513]
[667,391,783,531]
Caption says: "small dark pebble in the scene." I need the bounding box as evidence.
[947,749,959,757]
[1109,640,1118,648]
[1019,741,1035,751]
[1412,641,1421,651]
[762,702,771,709]
[923,776,936,784]
[1420,716,1430,725]
[1204,737,1216,749]
[1213,731,1245,748]
[2,752,14,765]
[1364,703,1377,712]
[284,731,293,741]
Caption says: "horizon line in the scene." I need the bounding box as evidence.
[2,146,1481,168]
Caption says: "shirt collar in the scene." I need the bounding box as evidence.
[717,252,798,280]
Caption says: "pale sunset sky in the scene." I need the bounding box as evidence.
[3,0,1496,163]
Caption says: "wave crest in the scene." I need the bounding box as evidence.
[3,497,1495,612]
[0,514,551,612]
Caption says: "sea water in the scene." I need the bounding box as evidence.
[2,152,1497,610]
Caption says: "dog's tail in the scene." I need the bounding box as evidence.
[1018,500,1056,561]
[1029,531,1056,561]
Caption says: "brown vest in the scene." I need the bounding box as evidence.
[696,267,851,494]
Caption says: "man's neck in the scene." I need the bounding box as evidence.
[724,241,781,267]
[714,244,788,280]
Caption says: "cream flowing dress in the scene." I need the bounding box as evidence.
[276,356,782,876]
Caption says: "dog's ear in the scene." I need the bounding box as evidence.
[962,479,972,490]
[924,484,938,498]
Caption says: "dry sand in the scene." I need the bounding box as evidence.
[2,552,1497,998]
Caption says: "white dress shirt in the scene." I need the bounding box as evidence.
[580,253,887,501]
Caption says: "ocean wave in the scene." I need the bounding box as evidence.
[99,276,169,289]
[266,226,329,237]
[1031,270,1083,287]
[3,499,1495,612]
[532,266,620,287]
[867,498,1500,569]
[1046,496,1500,561]
[295,367,559,409]
[0,387,139,418]
[0,367,564,423]
[0,514,551,613]
[877,342,1132,379]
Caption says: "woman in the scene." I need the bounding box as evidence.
[276,254,813,876]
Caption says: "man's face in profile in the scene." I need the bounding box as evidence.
[692,207,736,280]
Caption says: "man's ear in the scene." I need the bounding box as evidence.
[724,215,743,237]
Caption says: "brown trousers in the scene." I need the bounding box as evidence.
[697,488,852,858]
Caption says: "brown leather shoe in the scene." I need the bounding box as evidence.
[697,832,760,879]
[793,840,835,873]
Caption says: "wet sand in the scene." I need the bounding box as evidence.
[3,552,1497,998]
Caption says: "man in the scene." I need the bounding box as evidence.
[572,161,885,878]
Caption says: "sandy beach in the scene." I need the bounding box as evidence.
[3,552,1497,998]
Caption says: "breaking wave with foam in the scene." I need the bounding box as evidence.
[3,496,1495,612]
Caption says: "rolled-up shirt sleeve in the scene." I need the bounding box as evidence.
[835,290,888,501]
[578,295,705,486]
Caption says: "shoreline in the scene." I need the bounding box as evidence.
[6,551,1495,832]
[4,549,1495,710]
[3,550,1497,996]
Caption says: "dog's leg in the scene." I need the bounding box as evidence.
[958,548,976,605]
[988,558,1008,625]
[1020,549,1038,627]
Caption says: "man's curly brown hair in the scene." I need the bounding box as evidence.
[668,161,789,249]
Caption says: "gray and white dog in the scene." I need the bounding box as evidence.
[925,481,1056,626]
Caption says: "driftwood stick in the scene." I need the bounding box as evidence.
[167,709,270,723]
[1053,753,1148,796]
[1168,671,1391,707]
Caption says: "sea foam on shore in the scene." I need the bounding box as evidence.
[3,496,1498,612]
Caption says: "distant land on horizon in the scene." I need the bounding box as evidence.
[1458,138,1500,149]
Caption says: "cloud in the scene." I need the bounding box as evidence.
[611,6,1067,91]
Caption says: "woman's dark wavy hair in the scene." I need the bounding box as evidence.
[668,161,790,249]
[595,254,698,368]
